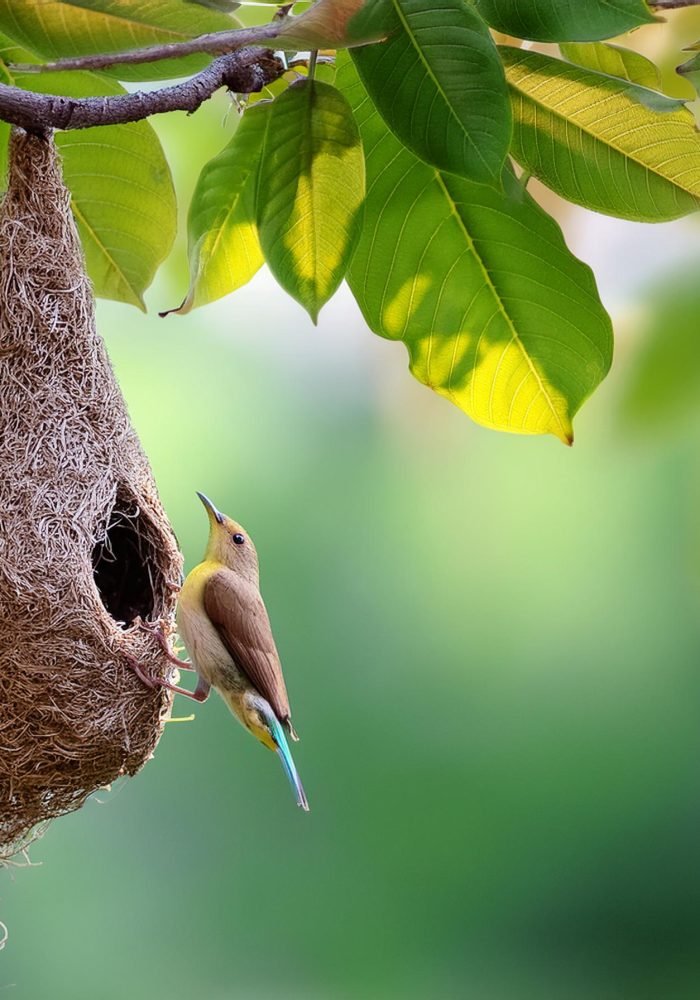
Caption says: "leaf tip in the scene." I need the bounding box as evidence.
[159,296,190,319]
[560,428,575,447]
[306,301,321,325]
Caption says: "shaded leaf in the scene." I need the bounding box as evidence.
[560,41,662,90]
[185,0,240,11]
[275,0,395,50]
[0,0,239,80]
[351,0,510,186]
[502,47,700,223]
[0,24,33,71]
[166,103,271,316]
[338,53,612,443]
[474,0,656,42]
[677,51,700,97]
[256,79,365,322]
[0,60,176,308]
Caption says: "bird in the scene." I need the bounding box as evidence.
[131,493,308,811]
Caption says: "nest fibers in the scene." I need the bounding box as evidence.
[0,129,183,859]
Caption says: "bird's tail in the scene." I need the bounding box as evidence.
[262,704,310,812]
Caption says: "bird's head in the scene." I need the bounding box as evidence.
[196,492,259,581]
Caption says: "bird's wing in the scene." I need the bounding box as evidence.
[203,568,291,723]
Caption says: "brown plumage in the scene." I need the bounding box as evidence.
[171,493,307,809]
[203,568,291,726]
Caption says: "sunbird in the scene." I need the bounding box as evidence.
[132,493,308,811]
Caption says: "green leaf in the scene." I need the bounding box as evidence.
[185,0,240,11]
[502,47,700,223]
[560,41,662,90]
[166,103,271,316]
[338,53,612,443]
[274,0,395,49]
[351,0,510,186]
[0,0,239,80]
[474,0,656,42]
[0,24,33,71]
[0,65,176,308]
[256,79,365,322]
[678,51,700,97]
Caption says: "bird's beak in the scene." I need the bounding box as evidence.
[196,491,224,525]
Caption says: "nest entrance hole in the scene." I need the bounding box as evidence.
[93,487,163,628]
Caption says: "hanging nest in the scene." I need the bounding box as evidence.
[0,129,183,860]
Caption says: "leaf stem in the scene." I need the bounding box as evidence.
[308,50,319,80]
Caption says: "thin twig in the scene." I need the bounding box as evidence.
[0,48,284,133]
[10,20,284,75]
[650,0,700,8]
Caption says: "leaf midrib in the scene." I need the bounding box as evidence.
[49,2,210,43]
[71,198,143,308]
[204,165,256,269]
[434,171,567,438]
[390,0,490,174]
[304,83,320,304]
[506,53,700,199]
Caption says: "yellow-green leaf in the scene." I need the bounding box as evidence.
[503,47,700,222]
[0,63,176,308]
[0,0,239,80]
[338,53,612,442]
[678,51,700,97]
[256,79,365,322]
[560,42,662,90]
[166,103,270,316]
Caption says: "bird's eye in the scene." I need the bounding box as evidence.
[232,533,245,545]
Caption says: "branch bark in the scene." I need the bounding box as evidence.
[0,48,284,133]
[650,0,700,8]
[10,22,284,76]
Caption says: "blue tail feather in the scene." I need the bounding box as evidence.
[263,707,310,812]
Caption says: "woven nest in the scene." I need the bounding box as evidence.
[0,129,182,860]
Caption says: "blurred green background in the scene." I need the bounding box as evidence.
[3,8,700,999]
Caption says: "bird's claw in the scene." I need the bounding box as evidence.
[123,651,210,703]
[135,617,194,670]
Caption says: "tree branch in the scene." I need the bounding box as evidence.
[650,0,700,8]
[10,21,285,75]
[0,48,284,133]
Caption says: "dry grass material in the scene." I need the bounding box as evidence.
[0,129,182,860]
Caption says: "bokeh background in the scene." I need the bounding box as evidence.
[3,7,700,998]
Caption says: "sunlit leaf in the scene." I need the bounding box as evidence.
[166,103,270,316]
[338,54,612,443]
[256,79,365,322]
[474,0,656,42]
[351,0,510,186]
[560,41,662,90]
[0,61,176,308]
[503,47,700,222]
[0,0,239,80]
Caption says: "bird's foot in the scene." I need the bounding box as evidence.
[123,651,211,703]
[135,616,194,670]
